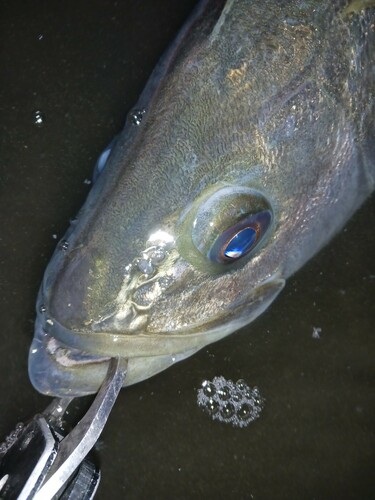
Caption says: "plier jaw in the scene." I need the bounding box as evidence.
[0,357,127,499]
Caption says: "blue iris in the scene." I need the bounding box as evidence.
[224,227,257,259]
[207,210,272,264]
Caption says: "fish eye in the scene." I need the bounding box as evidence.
[207,210,272,264]
[177,185,273,271]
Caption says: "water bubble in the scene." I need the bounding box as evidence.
[202,381,216,397]
[0,422,24,458]
[60,240,69,251]
[197,376,265,428]
[236,379,247,391]
[130,109,146,126]
[231,391,242,404]
[244,389,252,400]
[238,403,252,421]
[217,385,230,401]
[149,248,166,264]
[220,402,235,419]
[33,110,45,127]
[137,258,153,275]
[312,326,322,339]
[124,263,132,276]
[206,398,219,415]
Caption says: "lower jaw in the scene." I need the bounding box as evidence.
[29,275,285,396]
[28,315,200,397]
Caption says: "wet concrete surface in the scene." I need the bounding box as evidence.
[0,1,374,499]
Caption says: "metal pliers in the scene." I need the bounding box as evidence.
[0,358,127,499]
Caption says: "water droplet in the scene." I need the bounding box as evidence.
[312,326,322,339]
[124,264,132,275]
[130,109,146,126]
[149,248,166,264]
[137,258,153,275]
[33,110,45,127]
[60,240,69,251]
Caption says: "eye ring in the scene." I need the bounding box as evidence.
[176,185,274,272]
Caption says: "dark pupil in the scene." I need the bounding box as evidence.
[206,209,272,264]
[223,227,257,259]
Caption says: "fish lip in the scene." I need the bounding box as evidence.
[37,272,285,362]
[36,286,110,367]
[29,314,112,397]
[34,313,110,368]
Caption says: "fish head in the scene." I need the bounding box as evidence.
[31,146,287,396]
[28,0,374,396]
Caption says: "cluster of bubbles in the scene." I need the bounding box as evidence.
[197,376,264,428]
[0,423,24,458]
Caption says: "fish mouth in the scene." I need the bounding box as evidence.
[28,315,202,397]
[29,275,285,397]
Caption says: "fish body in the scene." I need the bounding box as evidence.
[28,0,374,396]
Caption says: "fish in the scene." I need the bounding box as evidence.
[28,0,375,397]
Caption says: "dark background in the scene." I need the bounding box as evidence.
[0,1,374,499]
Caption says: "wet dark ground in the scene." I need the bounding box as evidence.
[0,1,374,499]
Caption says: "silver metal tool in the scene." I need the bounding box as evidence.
[0,357,127,499]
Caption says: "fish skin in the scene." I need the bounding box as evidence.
[29,0,374,396]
